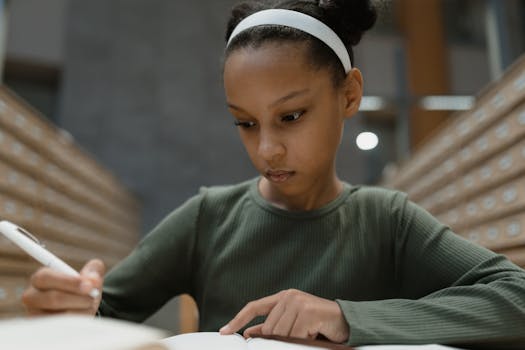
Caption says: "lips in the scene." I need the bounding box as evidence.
[265,169,295,183]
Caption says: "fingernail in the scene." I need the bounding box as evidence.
[219,325,231,334]
[89,288,100,299]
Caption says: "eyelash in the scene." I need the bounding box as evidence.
[234,111,305,129]
[281,111,304,123]
[234,120,256,128]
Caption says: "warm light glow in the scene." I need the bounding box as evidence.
[356,132,379,151]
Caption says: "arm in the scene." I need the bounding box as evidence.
[338,192,525,347]
[99,193,202,322]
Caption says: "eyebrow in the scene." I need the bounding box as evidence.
[227,88,310,112]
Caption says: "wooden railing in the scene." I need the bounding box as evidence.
[382,54,525,268]
[0,87,141,317]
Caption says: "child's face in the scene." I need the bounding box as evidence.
[224,42,361,198]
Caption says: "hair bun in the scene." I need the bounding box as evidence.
[319,0,377,46]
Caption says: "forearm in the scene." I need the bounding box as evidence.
[337,276,525,346]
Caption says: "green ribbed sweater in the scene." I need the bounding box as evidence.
[99,178,525,347]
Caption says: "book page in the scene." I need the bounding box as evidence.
[160,332,462,350]
[0,314,168,350]
[247,337,333,350]
[245,336,461,350]
[162,332,248,350]
[357,345,461,350]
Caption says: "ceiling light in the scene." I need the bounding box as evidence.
[356,132,379,151]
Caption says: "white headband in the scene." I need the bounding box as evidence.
[227,9,352,73]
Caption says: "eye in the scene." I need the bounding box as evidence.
[281,111,304,123]
[234,120,257,129]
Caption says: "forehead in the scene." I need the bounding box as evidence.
[223,42,331,94]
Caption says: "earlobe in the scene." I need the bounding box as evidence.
[342,68,363,118]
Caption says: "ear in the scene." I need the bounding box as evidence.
[341,68,363,119]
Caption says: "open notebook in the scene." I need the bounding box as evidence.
[162,332,461,350]
[162,332,454,350]
[0,315,461,350]
[162,332,348,349]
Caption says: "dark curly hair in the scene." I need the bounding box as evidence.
[225,0,377,87]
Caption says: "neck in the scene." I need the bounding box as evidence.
[258,172,344,211]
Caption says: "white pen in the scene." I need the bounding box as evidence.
[0,220,100,298]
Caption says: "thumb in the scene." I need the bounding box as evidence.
[81,259,105,276]
[80,259,105,287]
[80,259,105,312]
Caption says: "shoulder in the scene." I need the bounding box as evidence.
[196,178,255,214]
[349,184,408,211]
[198,178,253,202]
[350,185,449,240]
[151,179,255,236]
[344,185,415,233]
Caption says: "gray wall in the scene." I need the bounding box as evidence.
[6,0,68,64]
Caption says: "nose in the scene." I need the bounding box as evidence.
[258,129,285,163]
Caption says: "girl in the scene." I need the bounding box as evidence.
[22,0,525,347]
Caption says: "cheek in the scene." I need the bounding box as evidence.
[238,131,263,162]
[285,129,335,168]
[297,120,343,156]
[318,111,345,150]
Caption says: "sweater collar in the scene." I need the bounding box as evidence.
[249,177,355,219]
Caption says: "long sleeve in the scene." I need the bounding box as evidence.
[94,179,525,346]
[338,192,525,347]
[98,193,202,322]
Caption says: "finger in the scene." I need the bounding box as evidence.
[80,259,105,298]
[30,268,85,295]
[24,307,64,316]
[25,306,94,317]
[290,314,317,340]
[22,286,95,311]
[80,259,105,280]
[271,306,299,337]
[243,324,264,338]
[260,300,288,335]
[220,294,280,334]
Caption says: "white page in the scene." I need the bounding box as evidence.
[0,315,167,350]
[162,332,247,350]
[247,337,331,350]
[357,345,461,350]
[161,333,462,350]
[162,333,332,350]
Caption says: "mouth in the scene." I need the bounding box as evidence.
[265,169,296,183]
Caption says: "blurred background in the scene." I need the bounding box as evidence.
[1,0,525,334]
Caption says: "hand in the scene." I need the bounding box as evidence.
[22,259,105,316]
[219,289,349,343]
